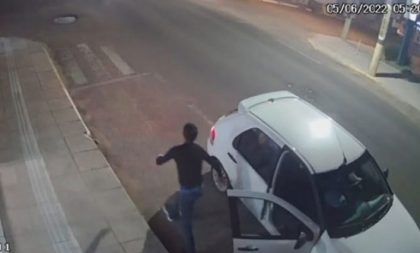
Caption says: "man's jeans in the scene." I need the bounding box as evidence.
[166,186,202,253]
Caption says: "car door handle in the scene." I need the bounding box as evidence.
[238,245,259,251]
[228,152,237,164]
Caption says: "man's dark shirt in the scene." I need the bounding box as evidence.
[156,142,220,188]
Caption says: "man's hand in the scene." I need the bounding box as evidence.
[156,154,165,165]
[208,156,223,177]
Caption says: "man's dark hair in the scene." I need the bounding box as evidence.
[183,123,198,142]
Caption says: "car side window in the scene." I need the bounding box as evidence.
[233,128,282,184]
[274,151,320,224]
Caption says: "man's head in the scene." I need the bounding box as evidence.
[183,123,198,143]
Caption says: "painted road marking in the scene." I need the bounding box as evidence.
[277,2,299,8]
[187,104,214,126]
[295,49,322,65]
[71,72,151,92]
[77,43,111,81]
[261,0,279,4]
[3,38,83,253]
[101,46,135,76]
[59,48,88,86]
[153,72,168,84]
[261,0,299,8]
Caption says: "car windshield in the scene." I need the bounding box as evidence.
[315,152,392,238]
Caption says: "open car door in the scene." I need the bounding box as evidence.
[227,190,320,253]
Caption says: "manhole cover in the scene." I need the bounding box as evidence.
[53,15,78,24]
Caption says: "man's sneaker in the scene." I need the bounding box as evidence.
[162,206,181,222]
[162,206,174,222]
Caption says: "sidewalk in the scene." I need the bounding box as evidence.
[0,37,167,253]
[309,34,420,125]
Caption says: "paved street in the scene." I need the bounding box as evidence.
[1,0,420,252]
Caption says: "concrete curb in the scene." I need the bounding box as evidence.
[308,36,420,127]
[308,38,377,82]
[42,46,93,139]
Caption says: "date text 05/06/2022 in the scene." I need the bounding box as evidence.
[325,3,420,15]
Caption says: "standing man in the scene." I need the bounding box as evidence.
[156,123,222,253]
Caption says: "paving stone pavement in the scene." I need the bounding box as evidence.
[0,37,167,253]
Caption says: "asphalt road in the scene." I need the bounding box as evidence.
[1,0,420,252]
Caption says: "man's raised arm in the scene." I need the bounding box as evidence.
[202,150,222,176]
[156,147,175,165]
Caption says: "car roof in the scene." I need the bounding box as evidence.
[240,91,365,173]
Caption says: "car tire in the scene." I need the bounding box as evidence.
[211,161,231,192]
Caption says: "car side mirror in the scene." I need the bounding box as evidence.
[294,231,308,250]
[383,168,389,179]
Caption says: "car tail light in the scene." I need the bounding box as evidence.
[210,126,216,145]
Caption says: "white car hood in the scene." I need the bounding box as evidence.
[325,197,420,253]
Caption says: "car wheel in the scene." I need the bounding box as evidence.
[212,165,230,192]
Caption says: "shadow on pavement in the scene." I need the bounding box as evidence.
[148,172,233,253]
[84,228,110,253]
[85,216,169,253]
[376,72,405,79]
[143,228,174,253]
[376,70,420,83]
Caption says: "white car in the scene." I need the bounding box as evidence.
[207,91,420,253]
